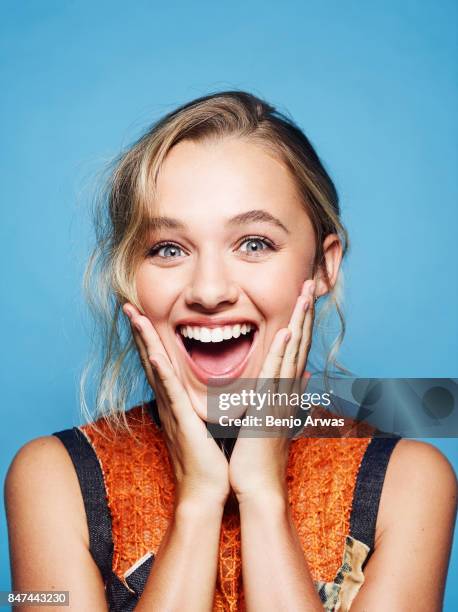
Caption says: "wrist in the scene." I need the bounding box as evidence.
[175,478,230,509]
[171,498,225,543]
[237,488,289,514]
[175,492,227,518]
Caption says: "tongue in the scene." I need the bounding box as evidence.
[190,335,252,375]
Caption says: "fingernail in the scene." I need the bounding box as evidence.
[284,330,292,343]
[124,307,132,319]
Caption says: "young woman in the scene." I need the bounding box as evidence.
[5,91,457,611]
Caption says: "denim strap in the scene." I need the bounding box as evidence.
[52,427,114,584]
[350,434,402,561]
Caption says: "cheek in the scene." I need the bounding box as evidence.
[246,255,311,324]
[135,265,176,323]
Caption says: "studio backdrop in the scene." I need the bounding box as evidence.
[1,1,457,609]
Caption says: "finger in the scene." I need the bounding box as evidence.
[251,329,289,417]
[258,327,292,382]
[252,328,290,421]
[124,304,173,412]
[129,322,156,381]
[279,280,314,380]
[148,353,198,426]
[130,324,171,421]
[124,303,172,366]
[296,287,315,377]
[124,306,209,444]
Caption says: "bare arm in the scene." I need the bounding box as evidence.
[230,280,323,610]
[236,440,457,612]
[229,279,458,610]
[135,498,224,611]
[5,436,109,612]
[351,439,457,611]
[239,491,323,611]
[6,433,226,612]
[237,439,457,611]
[6,305,231,611]
[122,303,231,610]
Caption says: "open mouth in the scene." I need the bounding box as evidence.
[175,323,258,383]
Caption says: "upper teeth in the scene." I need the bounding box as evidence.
[179,323,253,343]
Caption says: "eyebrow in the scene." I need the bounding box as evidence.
[147,209,290,234]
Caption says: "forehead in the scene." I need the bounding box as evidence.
[153,137,305,223]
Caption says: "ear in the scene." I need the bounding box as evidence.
[314,233,343,298]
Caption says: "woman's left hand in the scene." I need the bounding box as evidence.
[229,279,316,503]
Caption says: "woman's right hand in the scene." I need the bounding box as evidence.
[123,303,230,509]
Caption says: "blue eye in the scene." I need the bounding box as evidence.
[148,242,185,259]
[147,236,276,261]
[239,236,274,256]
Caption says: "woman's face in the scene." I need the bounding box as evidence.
[135,137,340,420]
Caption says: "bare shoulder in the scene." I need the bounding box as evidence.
[377,438,458,540]
[351,440,458,610]
[7,434,74,474]
[5,436,109,606]
[4,434,89,547]
[6,434,78,490]
[389,438,456,476]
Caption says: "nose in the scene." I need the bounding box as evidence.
[184,252,239,310]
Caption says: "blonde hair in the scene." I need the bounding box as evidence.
[80,90,349,432]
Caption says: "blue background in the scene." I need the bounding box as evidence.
[1,0,457,608]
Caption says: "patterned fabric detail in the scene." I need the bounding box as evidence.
[314,535,370,611]
[286,436,373,583]
[79,403,375,610]
[79,406,176,592]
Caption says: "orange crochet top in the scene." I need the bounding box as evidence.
[65,401,390,611]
